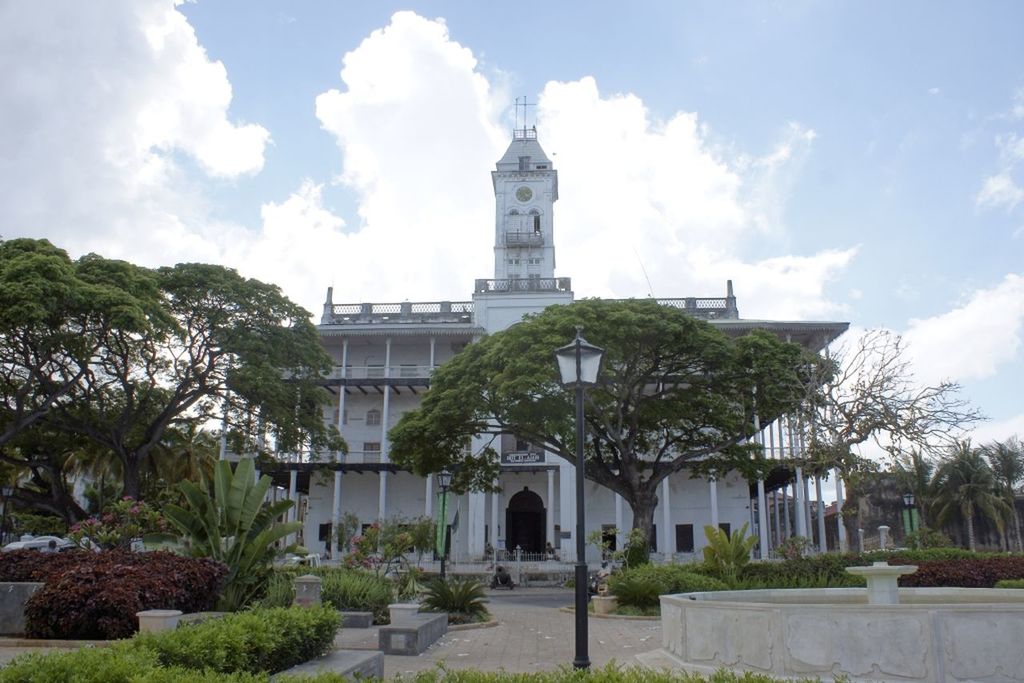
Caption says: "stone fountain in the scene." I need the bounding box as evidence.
[638,561,1024,682]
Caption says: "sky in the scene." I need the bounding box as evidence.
[2,1,1022,451]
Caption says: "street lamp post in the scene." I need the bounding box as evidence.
[437,469,453,581]
[555,327,605,671]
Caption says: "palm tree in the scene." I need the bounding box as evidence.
[984,437,1024,552]
[930,440,1011,551]
[893,449,935,527]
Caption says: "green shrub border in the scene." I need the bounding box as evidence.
[0,607,341,683]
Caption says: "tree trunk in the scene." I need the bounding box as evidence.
[1013,507,1023,553]
[626,488,659,556]
[966,508,976,552]
[121,453,141,500]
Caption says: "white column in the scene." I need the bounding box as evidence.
[425,474,433,517]
[559,461,575,560]
[815,474,827,553]
[799,426,812,539]
[331,338,348,558]
[794,469,807,537]
[429,336,436,369]
[835,472,848,552]
[288,469,298,545]
[802,476,813,543]
[709,478,719,529]
[754,413,769,559]
[546,469,555,547]
[468,491,486,557]
[661,478,672,559]
[614,493,624,552]
[790,417,807,538]
[378,337,392,522]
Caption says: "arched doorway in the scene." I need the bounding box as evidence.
[505,487,545,553]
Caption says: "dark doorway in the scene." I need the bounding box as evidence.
[505,487,545,553]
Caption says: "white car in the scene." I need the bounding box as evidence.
[1,535,76,552]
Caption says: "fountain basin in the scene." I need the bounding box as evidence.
[652,587,1024,682]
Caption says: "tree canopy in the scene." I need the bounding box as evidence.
[0,238,344,514]
[390,298,816,542]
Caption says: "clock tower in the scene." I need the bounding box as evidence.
[491,127,558,280]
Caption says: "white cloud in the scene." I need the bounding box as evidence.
[1,6,851,324]
[977,174,1024,210]
[534,77,847,318]
[970,412,1024,444]
[903,274,1024,384]
[313,11,508,303]
[928,87,941,96]
[976,94,1024,213]
[0,0,268,263]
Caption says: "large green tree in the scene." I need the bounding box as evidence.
[51,261,344,499]
[389,299,815,544]
[0,239,159,452]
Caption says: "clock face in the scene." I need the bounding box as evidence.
[515,186,533,202]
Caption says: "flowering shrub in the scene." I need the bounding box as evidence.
[24,551,226,640]
[344,521,413,576]
[67,497,169,550]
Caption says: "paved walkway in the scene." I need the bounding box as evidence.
[336,588,663,676]
[0,588,664,676]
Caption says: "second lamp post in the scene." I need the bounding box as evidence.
[555,327,605,670]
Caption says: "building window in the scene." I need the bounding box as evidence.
[533,214,541,232]
[507,258,520,265]
[518,156,530,171]
[650,525,657,553]
[718,523,731,539]
[509,209,519,215]
[366,409,381,426]
[363,442,381,452]
[675,524,694,553]
[528,258,541,265]
[601,524,617,552]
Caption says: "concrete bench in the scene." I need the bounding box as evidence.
[273,649,383,680]
[378,612,447,655]
[339,611,374,628]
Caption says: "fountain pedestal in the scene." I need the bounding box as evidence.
[845,561,918,604]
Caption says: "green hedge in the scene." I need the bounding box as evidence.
[0,607,340,683]
[132,606,339,674]
[317,569,394,623]
[609,564,727,609]
[995,579,1024,588]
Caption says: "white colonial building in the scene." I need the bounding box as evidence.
[270,128,849,565]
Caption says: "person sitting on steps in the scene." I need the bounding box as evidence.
[491,565,514,589]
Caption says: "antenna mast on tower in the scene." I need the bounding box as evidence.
[514,96,536,135]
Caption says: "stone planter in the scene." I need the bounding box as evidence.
[388,603,421,625]
[0,582,44,636]
[592,596,618,615]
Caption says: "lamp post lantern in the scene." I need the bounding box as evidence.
[437,469,453,581]
[555,327,604,670]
